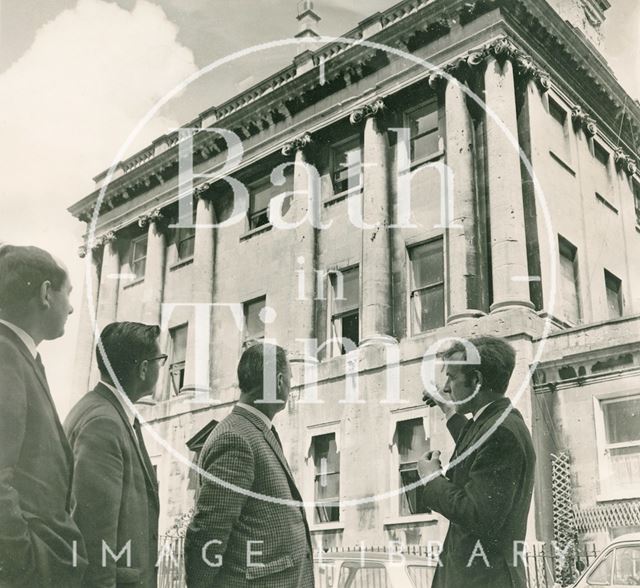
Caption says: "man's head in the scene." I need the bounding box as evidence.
[237,342,290,418]
[96,322,163,401]
[441,336,516,414]
[0,244,73,342]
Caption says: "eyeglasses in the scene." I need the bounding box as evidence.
[145,354,168,367]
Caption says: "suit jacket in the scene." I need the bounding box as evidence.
[0,322,87,587]
[64,383,160,588]
[184,405,314,588]
[422,397,536,588]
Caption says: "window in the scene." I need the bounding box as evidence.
[329,267,359,355]
[243,296,266,345]
[558,236,581,324]
[176,227,195,261]
[548,97,571,163]
[331,135,362,195]
[594,141,610,168]
[407,99,440,165]
[129,235,148,280]
[599,395,640,493]
[612,546,640,585]
[247,172,292,230]
[312,433,340,523]
[587,549,613,585]
[604,270,623,319]
[634,181,640,226]
[396,419,430,516]
[168,325,187,396]
[338,562,391,587]
[409,239,445,333]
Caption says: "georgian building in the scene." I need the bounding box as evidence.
[69,0,640,562]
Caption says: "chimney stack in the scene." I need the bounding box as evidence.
[295,0,321,55]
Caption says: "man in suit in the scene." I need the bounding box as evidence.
[185,342,314,588]
[0,244,87,587]
[64,322,161,587]
[418,336,536,588]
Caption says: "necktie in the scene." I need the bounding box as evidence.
[133,418,157,485]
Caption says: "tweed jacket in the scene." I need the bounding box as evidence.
[0,322,87,587]
[184,405,314,588]
[64,383,160,588]
[422,397,536,588]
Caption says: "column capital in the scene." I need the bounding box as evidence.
[281,132,312,156]
[614,149,638,176]
[571,105,598,136]
[349,97,385,125]
[194,183,213,200]
[137,208,164,228]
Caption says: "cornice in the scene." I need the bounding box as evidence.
[69,0,640,223]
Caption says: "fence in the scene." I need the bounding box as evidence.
[157,536,599,588]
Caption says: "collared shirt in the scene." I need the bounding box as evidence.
[0,319,38,359]
[236,402,272,429]
[100,380,137,428]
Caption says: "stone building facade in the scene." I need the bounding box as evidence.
[69,0,640,557]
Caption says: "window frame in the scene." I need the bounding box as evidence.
[129,234,148,281]
[311,432,340,524]
[593,390,640,501]
[328,266,360,357]
[395,417,432,517]
[407,237,446,335]
[175,226,196,262]
[558,235,581,325]
[404,98,441,169]
[242,295,267,346]
[547,95,573,166]
[330,134,363,198]
[167,324,188,396]
[604,269,623,319]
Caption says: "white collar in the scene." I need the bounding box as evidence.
[100,381,137,428]
[0,319,38,359]
[236,402,272,429]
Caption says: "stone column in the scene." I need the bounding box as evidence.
[72,242,101,401]
[484,50,533,311]
[441,75,483,322]
[282,134,317,363]
[91,231,120,385]
[140,209,166,325]
[181,192,215,398]
[350,98,394,344]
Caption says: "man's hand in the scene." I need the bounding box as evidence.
[417,450,443,484]
[422,388,456,420]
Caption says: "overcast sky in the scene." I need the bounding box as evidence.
[0,0,637,415]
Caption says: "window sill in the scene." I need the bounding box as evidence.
[240,223,272,241]
[399,150,445,174]
[170,257,194,271]
[324,187,362,207]
[309,521,345,533]
[383,513,439,527]
[597,489,640,502]
[123,277,145,290]
[548,150,576,176]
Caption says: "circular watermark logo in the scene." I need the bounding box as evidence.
[84,34,557,510]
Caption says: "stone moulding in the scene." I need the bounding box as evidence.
[281,133,313,156]
[349,98,386,125]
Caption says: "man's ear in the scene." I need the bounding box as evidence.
[39,280,52,309]
[138,359,148,382]
[473,370,483,389]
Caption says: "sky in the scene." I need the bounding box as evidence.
[0,0,637,415]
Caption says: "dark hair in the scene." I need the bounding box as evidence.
[442,336,516,396]
[96,322,161,385]
[237,342,288,396]
[0,245,67,313]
